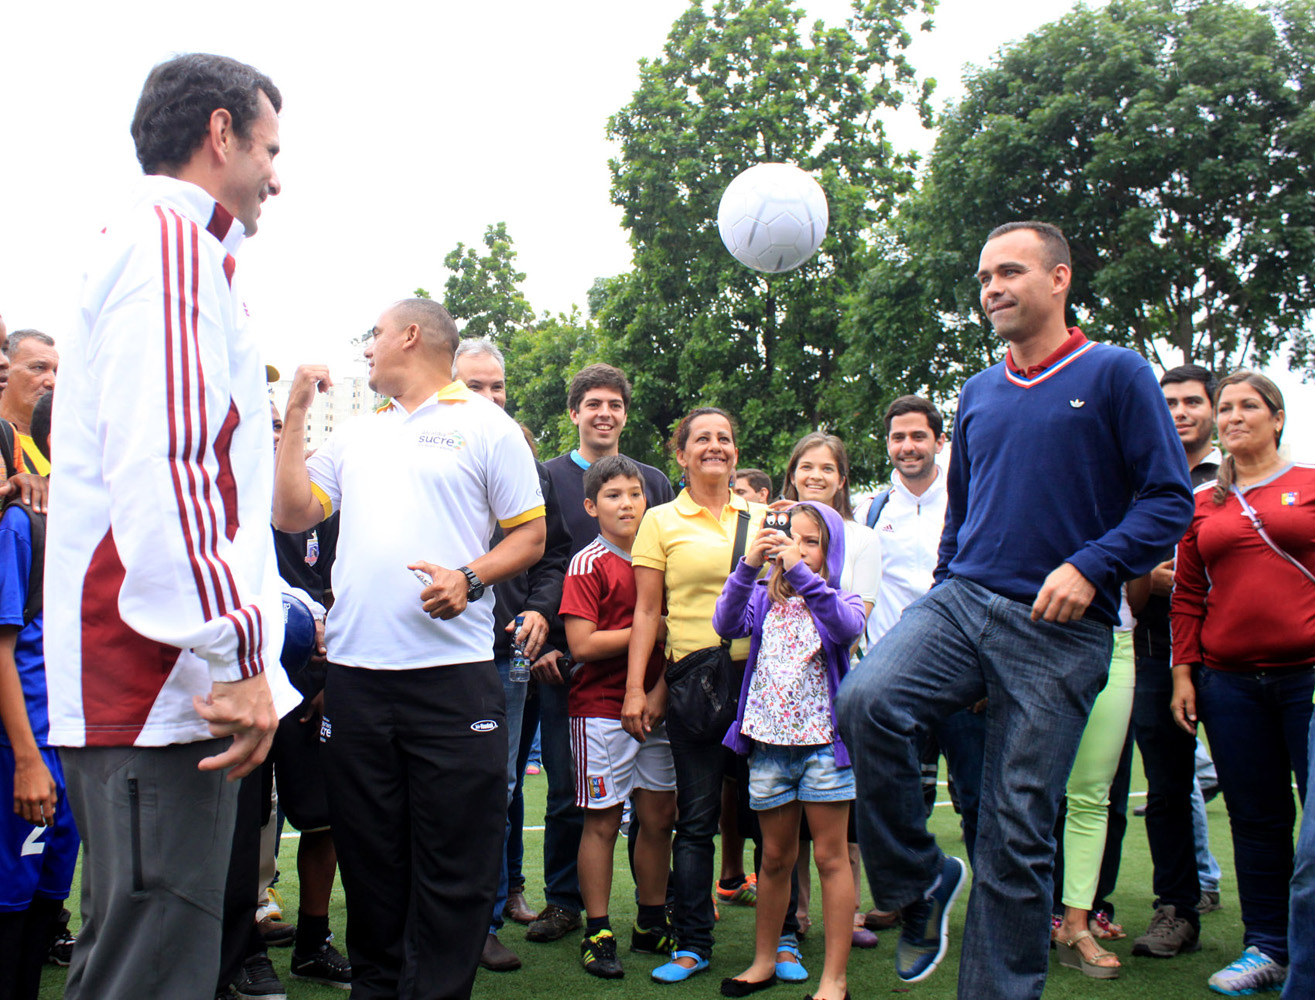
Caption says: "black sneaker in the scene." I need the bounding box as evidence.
[630,920,676,954]
[290,941,352,990]
[234,954,287,1000]
[47,908,75,966]
[895,855,966,983]
[526,903,582,942]
[581,929,624,979]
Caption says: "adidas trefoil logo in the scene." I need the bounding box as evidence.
[1069,399,1085,408]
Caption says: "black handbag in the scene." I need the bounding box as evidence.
[664,508,750,745]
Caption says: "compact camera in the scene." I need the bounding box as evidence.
[763,509,793,537]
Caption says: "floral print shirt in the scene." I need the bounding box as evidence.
[741,596,834,746]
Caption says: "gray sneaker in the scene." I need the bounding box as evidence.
[1198,890,1222,914]
[1132,905,1201,958]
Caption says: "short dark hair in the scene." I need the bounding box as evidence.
[735,468,772,496]
[986,220,1071,271]
[584,454,642,504]
[568,364,632,414]
[1160,363,1218,402]
[4,330,55,358]
[132,54,282,176]
[391,299,460,356]
[883,395,943,437]
[30,391,53,461]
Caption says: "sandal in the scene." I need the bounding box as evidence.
[1057,929,1121,979]
[1089,911,1126,940]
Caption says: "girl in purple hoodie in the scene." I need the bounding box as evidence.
[713,501,866,1000]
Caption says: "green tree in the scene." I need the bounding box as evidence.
[599,0,935,484]
[443,221,534,341]
[851,0,1315,419]
[499,309,609,459]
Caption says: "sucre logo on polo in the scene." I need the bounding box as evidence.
[470,719,498,733]
[320,716,332,742]
[418,431,467,451]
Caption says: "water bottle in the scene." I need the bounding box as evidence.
[510,614,531,683]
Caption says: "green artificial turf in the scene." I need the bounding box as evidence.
[40,752,1267,999]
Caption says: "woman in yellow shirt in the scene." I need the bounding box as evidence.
[624,407,789,984]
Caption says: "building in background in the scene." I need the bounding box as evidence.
[270,376,382,451]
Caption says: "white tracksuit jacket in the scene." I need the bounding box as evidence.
[46,176,295,747]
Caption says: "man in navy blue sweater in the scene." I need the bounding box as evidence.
[837,221,1194,999]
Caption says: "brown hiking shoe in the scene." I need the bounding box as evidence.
[1132,905,1201,958]
[525,903,581,942]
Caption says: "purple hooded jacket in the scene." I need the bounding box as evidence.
[713,502,866,766]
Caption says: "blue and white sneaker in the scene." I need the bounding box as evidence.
[1207,947,1286,995]
[895,854,966,983]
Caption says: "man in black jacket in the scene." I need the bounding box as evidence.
[453,338,572,972]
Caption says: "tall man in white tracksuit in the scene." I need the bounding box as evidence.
[45,54,298,1000]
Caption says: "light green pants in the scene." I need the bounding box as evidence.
[1062,629,1135,910]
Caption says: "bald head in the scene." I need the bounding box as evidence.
[388,299,459,358]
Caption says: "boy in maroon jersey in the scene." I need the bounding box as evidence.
[561,455,675,979]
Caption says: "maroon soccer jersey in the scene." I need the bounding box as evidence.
[560,537,664,719]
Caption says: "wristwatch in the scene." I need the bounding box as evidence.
[458,566,485,602]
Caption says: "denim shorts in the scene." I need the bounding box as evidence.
[747,742,854,811]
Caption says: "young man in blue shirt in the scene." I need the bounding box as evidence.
[837,221,1194,1000]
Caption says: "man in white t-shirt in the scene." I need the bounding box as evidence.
[854,396,986,865]
[273,298,546,1000]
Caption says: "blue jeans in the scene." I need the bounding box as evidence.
[506,686,540,892]
[836,578,1112,1000]
[1131,654,1202,918]
[538,679,583,912]
[1193,738,1223,893]
[490,655,528,932]
[1284,708,1315,997]
[1197,665,1314,965]
[933,708,986,866]
[668,736,727,959]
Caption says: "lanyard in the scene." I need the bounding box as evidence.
[1231,484,1315,587]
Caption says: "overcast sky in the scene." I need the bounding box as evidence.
[4,0,1312,455]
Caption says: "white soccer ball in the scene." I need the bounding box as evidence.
[716,163,829,274]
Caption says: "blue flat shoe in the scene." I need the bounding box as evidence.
[775,941,808,982]
[652,950,710,983]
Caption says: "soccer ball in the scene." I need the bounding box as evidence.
[716,163,829,274]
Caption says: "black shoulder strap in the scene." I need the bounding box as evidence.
[721,509,752,651]
[24,505,44,627]
[731,509,750,568]
[0,420,14,481]
[865,489,892,529]
[1,500,45,626]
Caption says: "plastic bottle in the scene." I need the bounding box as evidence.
[510,614,531,683]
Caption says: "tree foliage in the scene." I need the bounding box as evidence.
[851,0,1315,412]
[443,222,535,341]
[598,0,935,483]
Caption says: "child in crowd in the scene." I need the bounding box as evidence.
[0,393,79,1000]
[560,455,676,979]
[714,501,865,1000]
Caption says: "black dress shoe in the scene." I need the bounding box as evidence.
[720,973,777,997]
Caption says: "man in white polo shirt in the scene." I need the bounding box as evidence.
[855,396,986,866]
[273,298,546,1000]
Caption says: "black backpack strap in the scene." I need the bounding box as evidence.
[721,508,752,651]
[865,489,892,529]
[0,499,44,627]
[0,420,14,481]
[23,505,44,627]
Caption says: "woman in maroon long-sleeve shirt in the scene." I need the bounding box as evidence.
[1170,369,1315,995]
